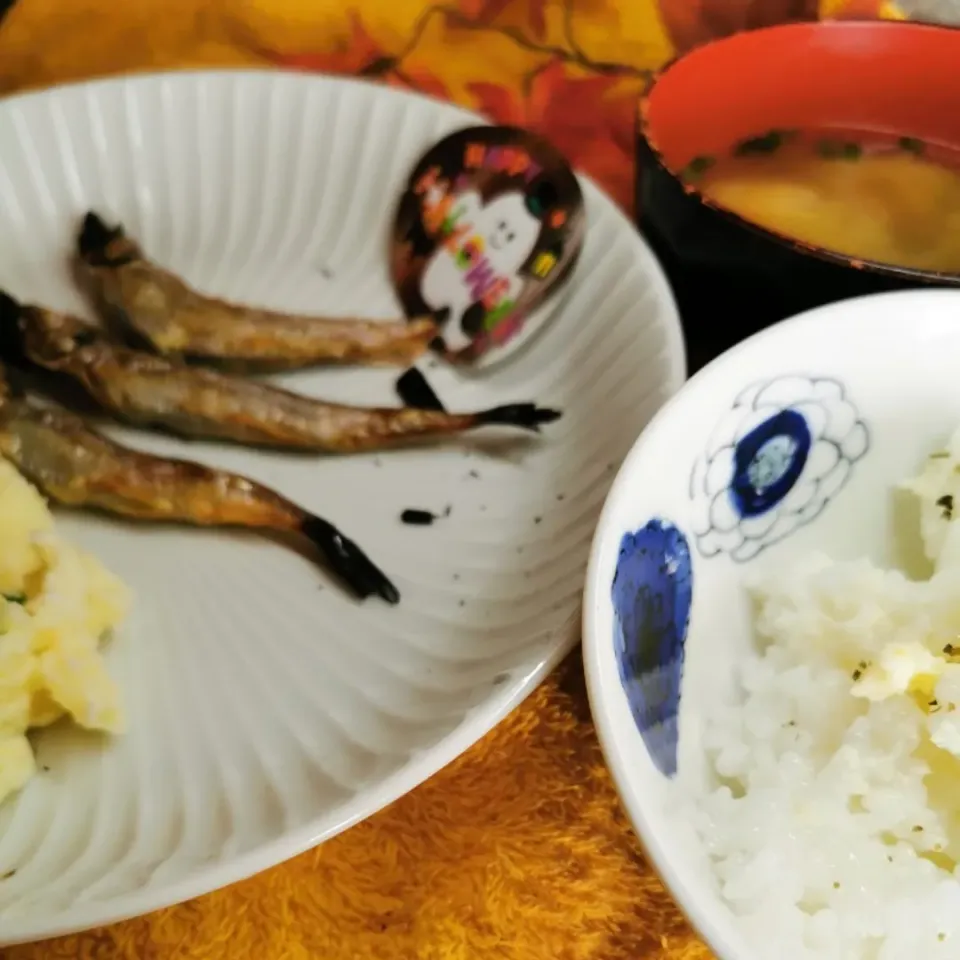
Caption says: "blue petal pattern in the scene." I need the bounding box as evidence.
[689,375,870,562]
[611,518,692,777]
[731,409,811,518]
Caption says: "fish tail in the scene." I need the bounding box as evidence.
[473,404,563,432]
[300,516,400,604]
[396,369,562,434]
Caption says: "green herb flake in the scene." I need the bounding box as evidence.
[944,643,955,656]
[912,825,924,833]
[680,154,715,183]
[817,139,862,160]
[734,129,793,156]
[0,870,14,880]
[938,493,954,520]
[852,669,862,681]
[930,451,950,459]
[899,136,925,155]
[939,933,947,942]
[2,594,25,605]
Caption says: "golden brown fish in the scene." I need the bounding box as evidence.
[0,364,398,603]
[76,212,438,369]
[0,294,561,452]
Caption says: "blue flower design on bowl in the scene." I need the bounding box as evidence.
[611,518,692,778]
[689,375,869,562]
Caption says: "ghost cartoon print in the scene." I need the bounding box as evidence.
[421,189,541,353]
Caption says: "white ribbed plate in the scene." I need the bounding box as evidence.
[0,70,684,943]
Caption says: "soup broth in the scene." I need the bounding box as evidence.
[685,130,960,274]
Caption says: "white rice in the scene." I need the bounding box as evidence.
[690,432,960,960]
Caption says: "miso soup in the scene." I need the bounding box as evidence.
[684,130,960,274]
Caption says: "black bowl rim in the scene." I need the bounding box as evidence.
[638,18,960,287]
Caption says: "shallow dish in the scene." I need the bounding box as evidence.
[584,289,960,959]
[0,70,685,943]
[636,20,960,367]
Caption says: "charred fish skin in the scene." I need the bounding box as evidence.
[0,292,562,453]
[0,362,399,604]
[76,212,440,369]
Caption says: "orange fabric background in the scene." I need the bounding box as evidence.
[0,0,897,957]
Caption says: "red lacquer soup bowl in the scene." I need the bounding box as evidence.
[636,20,960,369]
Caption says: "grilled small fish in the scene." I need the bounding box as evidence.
[76,212,438,369]
[0,294,561,452]
[0,364,398,603]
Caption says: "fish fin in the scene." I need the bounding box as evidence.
[300,517,400,604]
[396,366,445,412]
[0,290,26,365]
[77,212,137,267]
[474,404,563,432]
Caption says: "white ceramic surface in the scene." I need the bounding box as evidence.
[0,70,685,943]
[583,289,960,960]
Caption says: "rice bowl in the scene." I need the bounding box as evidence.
[583,289,960,960]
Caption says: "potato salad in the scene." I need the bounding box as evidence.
[0,460,129,804]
